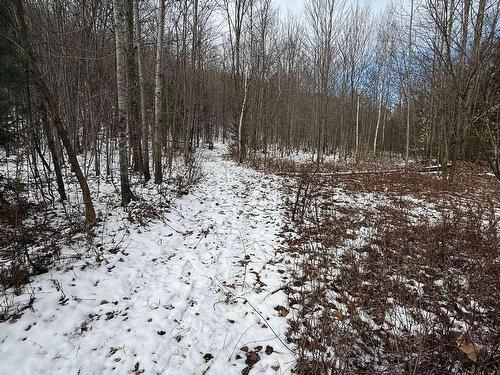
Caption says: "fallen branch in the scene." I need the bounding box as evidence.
[276,169,405,177]
[276,165,452,177]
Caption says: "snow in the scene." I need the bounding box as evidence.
[0,145,294,374]
[253,146,412,168]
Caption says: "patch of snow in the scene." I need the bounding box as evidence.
[0,144,294,374]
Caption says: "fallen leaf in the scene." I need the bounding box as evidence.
[134,362,144,375]
[245,351,260,366]
[456,335,480,362]
[274,305,289,317]
[334,309,343,320]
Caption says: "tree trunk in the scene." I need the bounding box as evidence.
[125,0,143,174]
[405,0,414,167]
[373,87,383,156]
[238,71,248,164]
[112,0,134,205]
[153,0,165,184]
[355,94,360,161]
[41,108,66,201]
[133,0,150,182]
[12,0,95,225]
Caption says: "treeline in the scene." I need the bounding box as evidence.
[0,0,499,224]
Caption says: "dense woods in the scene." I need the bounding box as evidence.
[0,0,499,374]
[1,0,499,217]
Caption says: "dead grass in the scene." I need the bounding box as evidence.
[0,202,62,296]
[246,153,422,175]
[336,163,499,206]
[281,168,500,374]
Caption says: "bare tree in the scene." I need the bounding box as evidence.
[405,0,414,167]
[373,8,394,156]
[153,0,165,184]
[133,0,150,182]
[222,0,252,162]
[11,0,96,224]
[112,0,134,205]
[305,0,339,164]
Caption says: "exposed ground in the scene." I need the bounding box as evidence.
[278,163,500,374]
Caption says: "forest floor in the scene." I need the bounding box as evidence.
[0,145,294,375]
[270,157,500,374]
[1,144,499,375]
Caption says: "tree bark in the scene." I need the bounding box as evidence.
[238,71,249,163]
[133,0,150,182]
[41,107,66,201]
[405,0,414,167]
[112,0,134,205]
[373,89,383,157]
[12,0,96,225]
[355,94,360,161]
[153,0,165,184]
[125,0,143,174]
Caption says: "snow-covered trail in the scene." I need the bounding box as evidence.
[0,146,294,374]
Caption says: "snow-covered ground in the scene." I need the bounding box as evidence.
[0,145,294,374]
[251,146,412,167]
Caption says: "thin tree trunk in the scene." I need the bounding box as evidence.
[381,105,387,153]
[355,94,360,161]
[373,87,383,156]
[238,71,248,164]
[133,0,150,182]
[113,0,134,205]
[405,0,414,167]
[12,0,95,224]
[41,108,66,201]
[153,0,165,184]
[125,0,143,174]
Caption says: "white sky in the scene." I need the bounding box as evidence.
[274,0,398,16]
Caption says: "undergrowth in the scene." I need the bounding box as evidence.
[0,152,203,321]
[283,172,500,374]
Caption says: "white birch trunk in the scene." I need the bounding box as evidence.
[153,0,165,184]
[373,86,383,156]
[355,94,360,161]
[238,71,249,164]
[406,0,414,167]
[112,0,133,205]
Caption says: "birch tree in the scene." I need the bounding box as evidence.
[373,9,394,156]
[222,0,252,162]
[153,0,165,184]
[405,0,414,167]
[112,0,134,205]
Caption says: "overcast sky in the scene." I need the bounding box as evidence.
[274,0,397,16]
